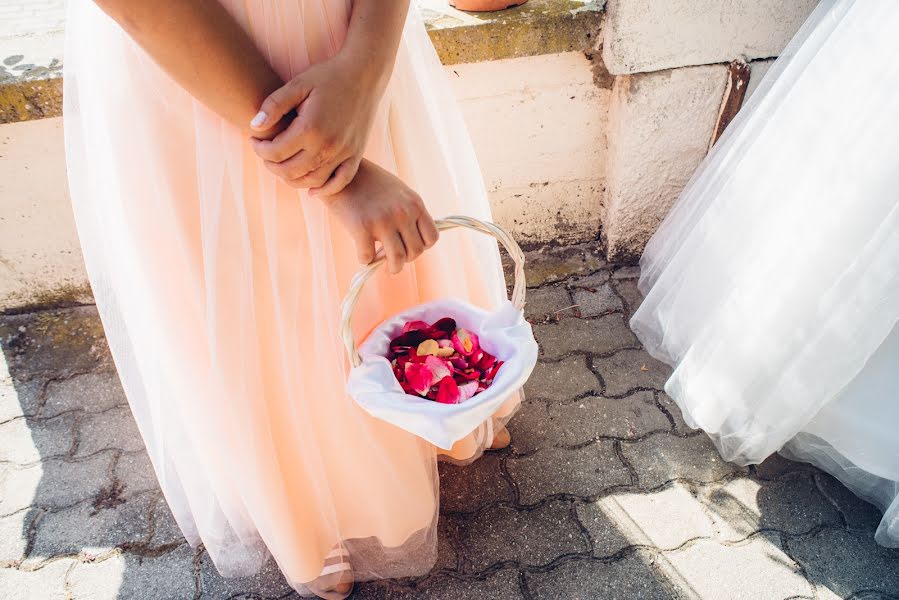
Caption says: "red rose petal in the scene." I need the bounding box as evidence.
[436,376,461,404]
[431,318,457,336]
[449,355,468,370]
[402,320,430,334]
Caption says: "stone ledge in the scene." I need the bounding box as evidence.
[422,0,603,64]
[0,0,604,125]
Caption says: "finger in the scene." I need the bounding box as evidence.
[261,151,317,183]
[290,160,340,190]
[399,220,425,262]
[417,213,440,249]
[381,230,407,275]
[354,230,377,265]
[309,157,360,197]
[252,119,314,163]
[250,78,312,131]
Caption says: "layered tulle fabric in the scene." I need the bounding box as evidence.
[631,0,899,546]
[64,1,519,596]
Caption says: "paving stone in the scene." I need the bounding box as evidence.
[74,406,145,457]
[567,271,611,289]
[439,453,512,514]
[555,392,670,444]
[611,266,641,280]
[571,284,624,318]
[813,472,883,535]
[507,400,554,455]
[533,315,638,361]
[655,392,697,435]
[0,412,75,464]
[450,501,587,571]
[41,373,127,419]
[573,501,633,557]
[591,349,670,396]
[621,432,747,489]
[0,508,32,563]
[0,558,74,600]
[387,568,523,599]
[522,356,599,403]
[509,392,668,455]
[582,482,716,552]
[702,472,840,540]
[70,544,195,600]
[611,278,644,319]
[519,243,606,288]
[526,553,672,600]
[0,453,115,515]
[788,527,899,598]
[197,550,293,599]
[0,307,113,382]
[114,451,160,497]
[523,285,573,321]
[660,532,813,599]
[435,518,458,571]
[754,452,821,480]
[0,377,44,422]
[146,495,185,549]
[506,443,632,505]
[29,492,154,560]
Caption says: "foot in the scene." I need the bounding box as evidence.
[317,548,353,598]
[490,426,511,450]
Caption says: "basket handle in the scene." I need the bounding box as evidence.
[340,215,527,367]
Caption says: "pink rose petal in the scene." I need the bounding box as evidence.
[458,381,478,401]
[404,362,433,395]
[452,328,480,356]
[425,355,452,385]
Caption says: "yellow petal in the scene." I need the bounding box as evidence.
[417,339,440,356]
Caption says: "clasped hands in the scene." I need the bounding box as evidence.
[248,53,438,274]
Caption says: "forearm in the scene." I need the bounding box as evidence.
[93,0,285,137]
[339,0,411,95]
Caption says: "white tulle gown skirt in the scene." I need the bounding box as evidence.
[631,0,899,547]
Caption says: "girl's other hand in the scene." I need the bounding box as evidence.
[324,159,439,275]
[249,52,381,196]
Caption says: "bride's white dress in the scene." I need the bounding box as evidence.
[631,0,899,547]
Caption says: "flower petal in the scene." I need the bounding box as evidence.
[449,355,468,370]
[431,318,457,336]
[402,320,430,334]
[458,380,478,401]
[425,355,452,384]
[436,376,461,404]
[404,362,433,395]
[416,339,440,356]
[452,328,480,356]
[390,330,428,352]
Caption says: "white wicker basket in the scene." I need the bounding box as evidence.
[341,216,538,449]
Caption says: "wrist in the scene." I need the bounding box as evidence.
[336,43,394,96]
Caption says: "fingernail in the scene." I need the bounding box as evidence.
[250,111,267,129]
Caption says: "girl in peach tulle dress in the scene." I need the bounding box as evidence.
[64,1,518,597]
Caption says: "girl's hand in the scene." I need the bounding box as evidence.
[249,53,382,196]
[324,159,439,274]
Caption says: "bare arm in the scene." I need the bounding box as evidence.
[93,0,286,138]
[249,0,412,195]
[341,0,412,101]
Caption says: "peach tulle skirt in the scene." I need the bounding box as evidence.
[63,1,518,596]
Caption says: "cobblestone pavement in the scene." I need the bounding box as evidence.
[2,243,899,599]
